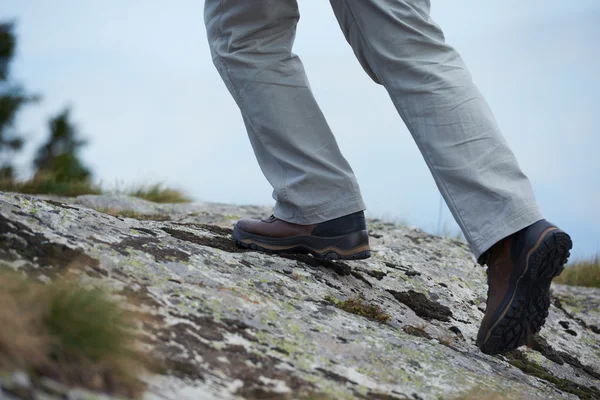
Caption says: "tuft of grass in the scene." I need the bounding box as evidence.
[554,254,600,288]
[0,272,148,398]
[94,207,171,221]
[126,183,190,204]
[325,295,391,324]
[403,324,431,339]
[0,175,101,197]
[46,284,135,360]
[438,335,455,347]
[117,209,171,221]
[450,389,509,400]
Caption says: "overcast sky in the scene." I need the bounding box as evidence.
[2,1,599,259]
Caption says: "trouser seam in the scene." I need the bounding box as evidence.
[337,0,476,246]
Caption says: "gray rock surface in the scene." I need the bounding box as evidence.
[0,192,599,400]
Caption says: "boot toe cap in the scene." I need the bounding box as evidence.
[235,217,257,234]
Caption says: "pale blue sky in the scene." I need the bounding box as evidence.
[2,1,599,258]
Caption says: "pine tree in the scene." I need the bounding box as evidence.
[34,108,91,182]
[0,21,38,179]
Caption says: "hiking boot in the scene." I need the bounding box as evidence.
[476,220,572,355]
[233,211,371,260]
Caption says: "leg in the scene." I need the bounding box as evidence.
[204,0,365,225]
[329,0,543,260]
[329,0,572,354]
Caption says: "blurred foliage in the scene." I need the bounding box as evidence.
[0,21,39,178]
[1,21,92,187]
[0,21,16,80]
[0,21,193,203]
[0,173,101,196]
[34,108,91,182]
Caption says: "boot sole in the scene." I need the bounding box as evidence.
[233,226,371,261]
[479,228,572,355]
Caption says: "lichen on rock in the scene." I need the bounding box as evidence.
[0,192,599,400]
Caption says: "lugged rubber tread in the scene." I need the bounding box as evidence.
[480,231,572,355]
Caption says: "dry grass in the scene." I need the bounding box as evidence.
[125,183,191,204]
[438,335,455,347]
[325,295,391,324]
[0,276,49,371]
[403,324,431,339]
[0,272,148,398]
[555,254,600,288]
[0,175,101,197]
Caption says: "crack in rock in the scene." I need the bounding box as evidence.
[388,290,452,322]
[162,227,247,254]
[553,296,600,334]
[505,349,600,399]
[0,215,100,276]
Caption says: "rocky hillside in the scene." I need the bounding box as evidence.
[0,192,599,400]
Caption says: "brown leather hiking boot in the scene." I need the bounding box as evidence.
[476,220,572,354]
[233,211,371,260]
